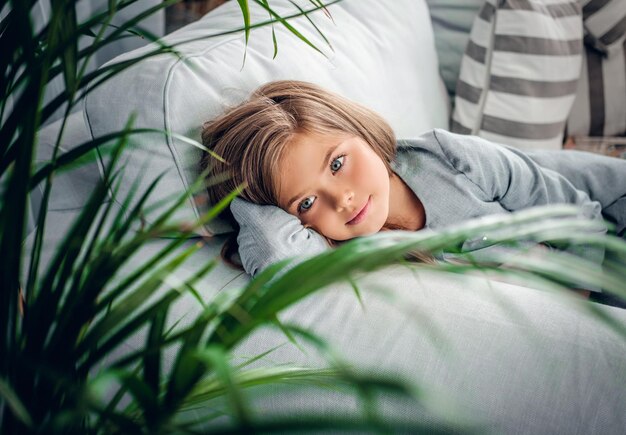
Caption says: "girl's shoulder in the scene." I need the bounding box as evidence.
[395,128,467,166]
[396,128,515,169]
[392,129,458,175]
[396,128,439,152]
[397,128,501,152]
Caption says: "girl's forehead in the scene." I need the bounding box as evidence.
[280,132,352,165]
[299,128,359,147]
[292,129,353,143]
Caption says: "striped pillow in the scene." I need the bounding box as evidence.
[451,0,584,150]
[566,0,626,137]
[581,0,626,55]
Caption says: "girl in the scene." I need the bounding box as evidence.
[200,80,626,302]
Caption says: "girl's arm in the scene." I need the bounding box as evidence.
[432,129,605,223]
[432,129,608,290]
[230,197,329,276]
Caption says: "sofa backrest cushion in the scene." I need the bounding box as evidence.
[427,0,486,99]
[84,0,449,236]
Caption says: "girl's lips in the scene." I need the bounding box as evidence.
[347,196,371,225]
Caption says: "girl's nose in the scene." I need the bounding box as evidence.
[333,189,353,211]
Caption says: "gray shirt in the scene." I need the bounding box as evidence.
[231,129,626,282]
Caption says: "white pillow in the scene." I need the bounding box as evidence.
[84,0,449,236]
[451,0,583,150]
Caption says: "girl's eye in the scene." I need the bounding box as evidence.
[330,155,345,173]
[298,196,316,214]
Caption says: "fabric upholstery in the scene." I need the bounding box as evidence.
[233,268,626,433]
[427,0,486,100]
[452,0,583,150]
[97,259,626,433]
[28,112,99,235]
[29,0,164,126]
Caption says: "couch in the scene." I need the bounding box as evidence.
[27,0,626,432]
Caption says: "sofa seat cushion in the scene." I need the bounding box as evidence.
[100,258,626,433]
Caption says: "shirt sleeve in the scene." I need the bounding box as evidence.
[230,197,330,277]
[432,129,607,291]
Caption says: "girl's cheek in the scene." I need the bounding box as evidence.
[301,207,319,225]
[311,204,329,225]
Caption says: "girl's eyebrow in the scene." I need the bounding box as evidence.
[286,142,343,209]
[287,194,303,209]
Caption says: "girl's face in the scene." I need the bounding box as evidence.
[276,131,391,241]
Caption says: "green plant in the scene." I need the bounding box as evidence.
[2,0,626,433]
[1,0,459,432]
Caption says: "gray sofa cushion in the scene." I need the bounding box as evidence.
[90,252,626,432]
[28,112,99,235]
[427,0,486,100]
[238,268,626,433]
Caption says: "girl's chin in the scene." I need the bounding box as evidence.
[328,228,376,241]
[349,223,386,239]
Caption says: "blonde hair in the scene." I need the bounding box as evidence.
[201,80,432,268]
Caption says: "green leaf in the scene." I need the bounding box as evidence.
[60,3,78,94]
[309,0,334,20]
[144,309,167,397]
[288,0,334,53]
[77,241,203,359]
[91,365,143,432]
[108,0,118,17]
[234,343,287,370]
[194,346,252,426]
[183,259,220,311]
[0,0,41,366]
[80,290,179,372]
[184,365,340,408]
[52,169,129,319]
[79,27,97,38]
[93,407,144,433]
[93,237,190,313]
[348,277,365,311]
[258,0,279,59]
[272,24,278,58]
[236,0,251,46]
[272,315,306,355]
[119,372,159,418]
[0,377,33,427]
[26,122,131,359]
[254,0,327,57]
[28,128,197,190]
